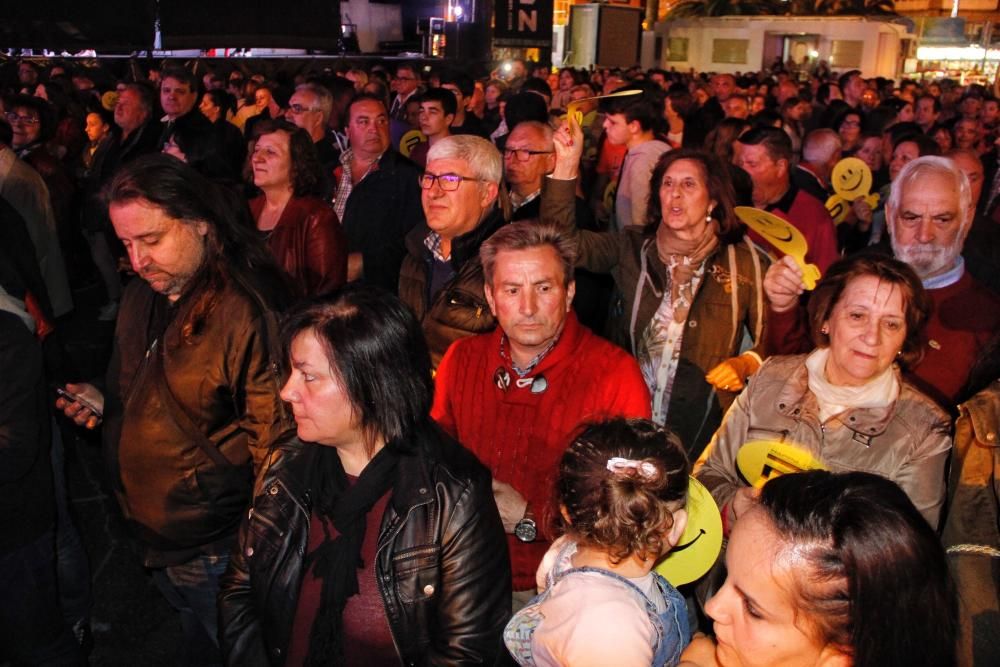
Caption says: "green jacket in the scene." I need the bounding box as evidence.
[541,177,769,455]
[942,381,1000,667]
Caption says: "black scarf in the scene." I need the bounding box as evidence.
[304,444,399,666]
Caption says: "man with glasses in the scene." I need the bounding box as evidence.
[399,135,507,367]
[504,121,556,219]
[335,94,424,292]
[504,120,610,332]
[6,103,43,155]
[285,82,338,195]
[389,63,422,121]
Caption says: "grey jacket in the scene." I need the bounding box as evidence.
[696,354,953,528]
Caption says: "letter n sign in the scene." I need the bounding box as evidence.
[495,0,553,41]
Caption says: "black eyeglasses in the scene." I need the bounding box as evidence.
[5,112,39,125]
[419,172,482,191]
[503,148,554,162]
[287,103,320,114]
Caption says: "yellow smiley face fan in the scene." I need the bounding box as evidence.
[736,440,827,489]
[654,476,723,586]
[734,206,823,289]
[825,157,880,225]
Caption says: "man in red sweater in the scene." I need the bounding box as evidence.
[765,155,1000,408]
[735,126,839,274]
[432,222,651,603]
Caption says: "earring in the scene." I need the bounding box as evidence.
[706,213,713,223]
[821,325,829,335]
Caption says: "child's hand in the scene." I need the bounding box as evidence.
[679,634,722,666]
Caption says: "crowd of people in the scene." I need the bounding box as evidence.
[1,54,998,666]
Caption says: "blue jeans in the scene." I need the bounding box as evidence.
[0,530,82,665]
[151,553,229,666]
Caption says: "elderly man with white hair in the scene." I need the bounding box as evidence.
[765,155,1000,407]
[398,134,507,367]
[792,128,842,202]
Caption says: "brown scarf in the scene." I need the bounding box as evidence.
[655,220,719,322]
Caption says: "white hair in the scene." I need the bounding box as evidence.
[426,134,503,184]
[886,155,972,278]
[802,129,842,164]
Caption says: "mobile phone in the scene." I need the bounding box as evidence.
[56,387,103,419]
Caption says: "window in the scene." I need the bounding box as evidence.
[666,37,689,62]
[830,40,863,69]
[712,39,748,64]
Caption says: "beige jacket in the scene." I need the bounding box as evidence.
[696,354,953,528]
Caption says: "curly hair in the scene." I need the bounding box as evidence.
[552,418,690,564]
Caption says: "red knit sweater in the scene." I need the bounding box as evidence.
[757,185,840,274]
[431,314,652,591]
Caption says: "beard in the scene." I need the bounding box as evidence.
[890,238,960,279]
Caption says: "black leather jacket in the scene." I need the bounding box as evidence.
[219,427,511,666]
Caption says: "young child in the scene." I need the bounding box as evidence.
[504,418,692,667]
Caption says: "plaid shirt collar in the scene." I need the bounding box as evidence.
[423,230,449,262]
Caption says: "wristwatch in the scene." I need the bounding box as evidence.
[514,507,537,543]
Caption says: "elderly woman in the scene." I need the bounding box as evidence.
[219,285,510,665]
[697,253,952,529]
[681,471,957,667]
[249,119,346,297]
[544,121,769,457]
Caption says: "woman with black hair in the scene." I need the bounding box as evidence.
[681,470,957,667]
[219,285,511,666]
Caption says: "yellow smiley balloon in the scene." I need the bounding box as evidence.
[734,206,822,289]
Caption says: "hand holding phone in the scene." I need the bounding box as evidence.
[56,383,105,429]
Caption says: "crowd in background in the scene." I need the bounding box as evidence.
[1,53,999,666]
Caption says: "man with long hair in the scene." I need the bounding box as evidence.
[57,155,294,665]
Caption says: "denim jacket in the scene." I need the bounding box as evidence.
[504,539,690,666]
